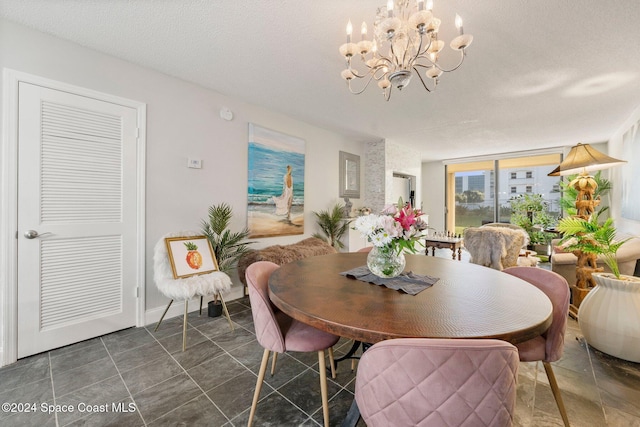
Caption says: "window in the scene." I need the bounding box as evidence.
[445,153,562,233]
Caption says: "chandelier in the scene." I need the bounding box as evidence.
[339,0,473,101]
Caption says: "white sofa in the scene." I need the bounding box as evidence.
[550,233,640,284]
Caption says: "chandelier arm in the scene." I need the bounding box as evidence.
[412,66,434,93]
[347,72,378,95]
[430,49,466,73]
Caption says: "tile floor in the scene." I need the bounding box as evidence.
[1,259,639,426]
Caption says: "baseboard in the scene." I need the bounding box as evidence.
[144,284,245,327]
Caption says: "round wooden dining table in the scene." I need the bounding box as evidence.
[268,252,553,345]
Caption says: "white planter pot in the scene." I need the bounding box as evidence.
[578,272,640,363]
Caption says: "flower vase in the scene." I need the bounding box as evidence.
[367,246,406,278]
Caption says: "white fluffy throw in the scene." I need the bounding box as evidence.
[154,231,232,301]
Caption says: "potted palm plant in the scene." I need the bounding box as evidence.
[202,203,254,315]
[556,215,640,362]
[313,203,351,250]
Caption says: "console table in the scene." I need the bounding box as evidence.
[424,236,463,260]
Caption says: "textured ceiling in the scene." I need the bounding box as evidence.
[2,0,639,161]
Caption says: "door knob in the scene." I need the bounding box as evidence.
[24,230,52,239]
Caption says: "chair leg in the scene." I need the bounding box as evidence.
[543,361,570,427]
[218,292,235,331]
[182,300,188,352]
[328,347,336,379]
[248,348,271,427]
[154,300,173,332]
[199,296,203,316]
[318,350,330,427]
[271,352,278,376]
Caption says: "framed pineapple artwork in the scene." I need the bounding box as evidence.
[165,236,219,279]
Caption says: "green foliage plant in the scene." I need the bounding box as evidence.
[556,215,630,279]
[509,193,555,245]
[202,203,254,274]
[313,203,350,249]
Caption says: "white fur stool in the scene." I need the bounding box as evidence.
[153,231,234,351]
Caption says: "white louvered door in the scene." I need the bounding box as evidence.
[17,82,138,358]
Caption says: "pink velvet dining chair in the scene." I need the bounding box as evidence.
[355,338,520,427]
[503,266,571,427]
[245,261,339,427]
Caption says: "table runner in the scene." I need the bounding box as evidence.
[340,266,438,295]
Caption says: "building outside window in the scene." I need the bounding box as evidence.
[526,171,533,178]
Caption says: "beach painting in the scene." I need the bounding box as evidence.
[247,124,305,238]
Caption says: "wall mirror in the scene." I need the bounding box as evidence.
[339,151,360,199]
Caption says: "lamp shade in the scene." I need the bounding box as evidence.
[548,143,627,176]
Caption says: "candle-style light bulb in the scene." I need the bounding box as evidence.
[455,14,464,34]
[426,0,433,11]
[387,0,394,17]
[361,22,368,39]
[346,19,353,43]
[418,0,425,11]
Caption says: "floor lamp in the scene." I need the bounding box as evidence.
[548,143,626,317]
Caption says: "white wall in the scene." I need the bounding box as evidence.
[421,161,446,232]
[0,19,365,330]
[608,104,640,236]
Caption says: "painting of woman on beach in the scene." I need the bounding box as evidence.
[247,124,305,238]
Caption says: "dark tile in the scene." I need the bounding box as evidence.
[277,368,342,415]
[146,315,191,340]
[227,340,268,370]
[194,316,241,340]
[0,352,51,391]
[64,397,143,427]
[1,408,56,427]
[603,405,640,426]
[171,339,224,371]
[55,375,130,425]
[50,342,109,374]
[187,352,247,392]
[311,389,363,427]
[533,381,606,427]
[156,327,208,354]
[120,353,183,395]
[147,394,228,427]
[102,327,155,355]
[229,308,254,327]
[51,358,118,397]
[514,370,535,427]
[5,352,50,371]
[0,377,53,421]
[262,353,309,390]
[49,337,103,359]
[110,340,167,372]
[224,299,252,315]
[207,370,273,420]
[231,392,310,427]
[132,372,202,423]
[203,327,255,352]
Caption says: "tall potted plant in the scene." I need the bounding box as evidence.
[556,215,640,362]
[202,203,254,274]
[509,193,555,251]
[313,203,351,250]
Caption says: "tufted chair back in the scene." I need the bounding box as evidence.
[503,266,570,362]
[355,338,519,427]
[245,261,289,353]
[503,266,571,426]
